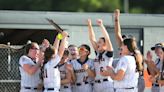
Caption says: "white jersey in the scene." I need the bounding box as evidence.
[19,55,42,87]
[94,51,113,81]
[71,58,94,83]
[114,55,139,88]
[93,51,114,92]
[71,58,94,92]
[43,54,61,89]
[58,62,71,88]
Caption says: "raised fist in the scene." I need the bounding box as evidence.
[87,19,92,26]
[96,19,103,26]
[82,64,89,70]
[146,51,153,61]
[114,9,120,20]
[42,39,50,48]
[62,31,68,38]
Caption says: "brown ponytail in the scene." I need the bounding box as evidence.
[123,38,143,72]
[41,46,55,80]
[134,50,144,72]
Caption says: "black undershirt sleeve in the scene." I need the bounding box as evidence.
[106,51,113,58]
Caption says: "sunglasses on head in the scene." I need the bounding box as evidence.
[78,47,88,52]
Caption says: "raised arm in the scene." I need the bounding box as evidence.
[114,9,123,47]
[97,19,113,51]
[145,51,160,77]
[58,31,68,58]
[53,33,60,55]
[87,19,98,51]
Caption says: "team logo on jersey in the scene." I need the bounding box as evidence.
[74,69,85,73]
[100,67,105,72]
[94,58,105,63]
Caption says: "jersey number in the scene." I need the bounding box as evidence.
[100,67,104,72]
[83,76,88,82]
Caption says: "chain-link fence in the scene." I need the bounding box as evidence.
[0,44,25,92]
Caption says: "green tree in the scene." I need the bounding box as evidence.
[0,0,121,12]
[0,0,163,14]
[129,0,164,14]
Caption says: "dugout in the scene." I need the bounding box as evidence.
[0,11,164,57]
[0,10,164,92]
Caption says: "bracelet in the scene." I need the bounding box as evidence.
[115,19,118,22]
[57,33,63,40]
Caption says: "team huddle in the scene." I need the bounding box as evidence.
[18,9,164,92]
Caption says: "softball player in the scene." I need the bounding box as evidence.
[106,38,139,92]
[146,43,164,92]
[67,44,79,92]
[43,31,68,92]
[58,50,72,92]
[159,61,164,92]
[87,19,114,92]
[114,9,144,92]
[158,43,164,92]
[71,44,95,92]
[19,42,43,92]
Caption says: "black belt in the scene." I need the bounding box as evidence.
[152,84,159,87]
[91,83,94,86]
[76,82,89,86]
[47,88,55,90]
[44,88,60,91]
[63,86,69,88]
[125,87,134,89]
[24,87,38,90]
[95,78,108,83]
[115,87,135,90]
